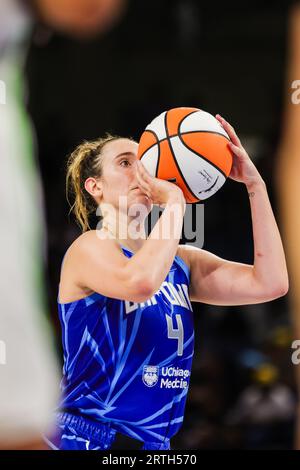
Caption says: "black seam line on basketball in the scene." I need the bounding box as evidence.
[164,110,199,201]
[198,175,220,194]
[177,130,227,180]
[156,136,161,178]
[179,129,230,141]
[165,110,199,201]
[141,129,160,178]
[139,130,230,159]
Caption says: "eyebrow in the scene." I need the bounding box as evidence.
[114,152,136,160]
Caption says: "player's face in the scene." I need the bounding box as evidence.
[100,139,153,216]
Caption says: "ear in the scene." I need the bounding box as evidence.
[84,177,103,199]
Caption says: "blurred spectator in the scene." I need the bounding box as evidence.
[228,364,295,425]
[226,363,296,448]
[32,0,127,38]
[0,0,59,449]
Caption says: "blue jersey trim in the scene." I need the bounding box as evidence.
[57,291,104,306]
[174,254,190,284]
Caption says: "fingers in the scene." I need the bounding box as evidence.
[135,160,152,197]
[136,171,150,197]
[228,142,247,159]
[136,160,152,180]
[215,114,241,147]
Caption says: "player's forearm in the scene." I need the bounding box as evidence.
[128,195,186,293]
[248,178,289,295]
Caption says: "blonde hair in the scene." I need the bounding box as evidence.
[66,134,122,232]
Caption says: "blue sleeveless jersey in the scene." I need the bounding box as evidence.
[57,245,194,445]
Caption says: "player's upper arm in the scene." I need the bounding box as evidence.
[180,245,284,306]
[67,232,153,303]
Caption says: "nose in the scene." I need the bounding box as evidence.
[130,161,139,188]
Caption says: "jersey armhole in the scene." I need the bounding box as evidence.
[175,254,191,284]
[57,291,106,307]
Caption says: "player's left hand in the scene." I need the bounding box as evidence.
[215,114,264,187]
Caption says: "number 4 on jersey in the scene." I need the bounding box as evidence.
[165,314,184,356]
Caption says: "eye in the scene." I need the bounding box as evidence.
[120,159,131,167]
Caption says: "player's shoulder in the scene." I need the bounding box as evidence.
[67,229,122,261]
[177,244,224,277]
[176,244,192,270]
[176,244,204,270]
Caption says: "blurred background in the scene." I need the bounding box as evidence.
[2,0,300,449]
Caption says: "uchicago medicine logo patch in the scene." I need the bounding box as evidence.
[142,365,159,387]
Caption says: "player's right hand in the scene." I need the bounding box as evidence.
[135,160,185,207]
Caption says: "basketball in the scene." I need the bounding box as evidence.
[137,107,233,203]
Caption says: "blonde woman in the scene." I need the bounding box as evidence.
[46,115,288,450]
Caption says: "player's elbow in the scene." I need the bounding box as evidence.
[261,278,289,301]
[118,262,156,303]
[125,267,155,303]
[130,278,155,303]
[272,279,289,298]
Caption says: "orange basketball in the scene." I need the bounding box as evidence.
[137,107,233,203]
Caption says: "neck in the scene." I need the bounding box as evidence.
[101,211,147,253]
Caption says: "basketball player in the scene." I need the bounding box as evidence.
[45,115,289,450]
